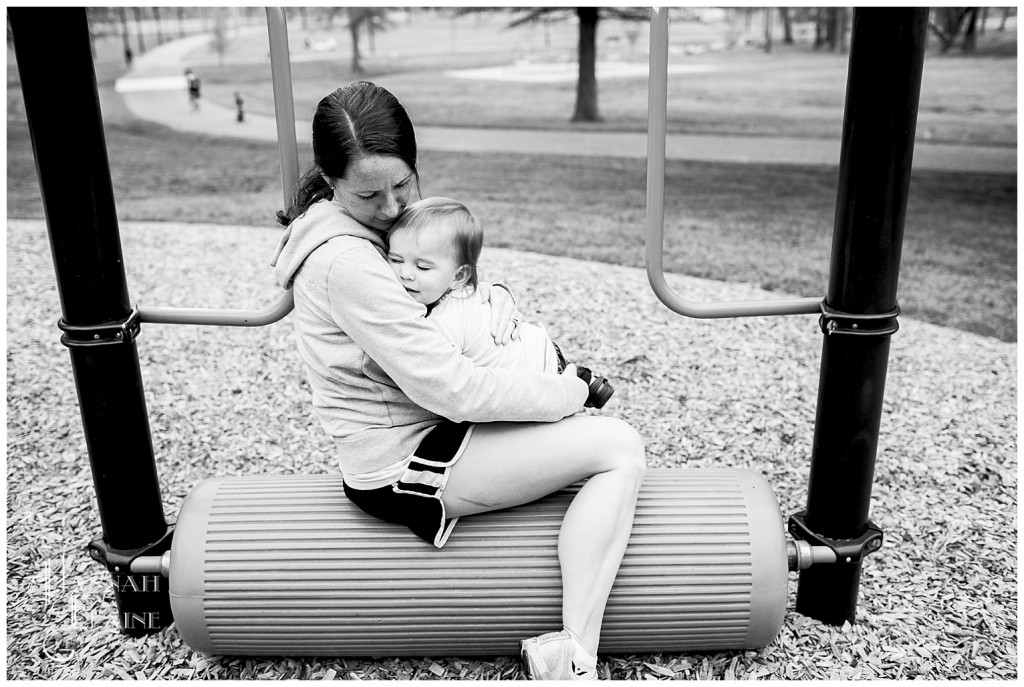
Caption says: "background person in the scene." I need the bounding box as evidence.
[185,68,201,110]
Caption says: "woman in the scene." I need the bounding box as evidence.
[272,81,646,681]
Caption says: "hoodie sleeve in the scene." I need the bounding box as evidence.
[324,241,588,423]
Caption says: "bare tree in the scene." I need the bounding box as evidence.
[346,8,390,73]
[815,7,848,53]
[153,6,164,45]
[119,8,132,65]
[502,7,648,123]
[929,7,981,53]
[132,6,145,54]
[779,8,794,45]
[999,7,1012,31]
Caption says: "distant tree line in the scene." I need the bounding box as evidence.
[69,6,1015,124]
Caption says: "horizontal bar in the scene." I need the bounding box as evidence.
[137,291,293,327]
[645,7,822,319]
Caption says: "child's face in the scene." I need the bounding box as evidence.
[387,229,463,306]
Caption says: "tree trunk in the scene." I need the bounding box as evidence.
[348,12,363,73]
[979,7,987,35]
[764,7,772,53]
[825,8,837,51]
[814,8,825,49]
[120,8,132,64]
[930,8,968,53]
[177,8,185,38]
[571,7,601,122]
[962,8,978,52]
[780,8,794,44]
[153,6,163,44]
[133,6,145,53]
[838,7,848,53]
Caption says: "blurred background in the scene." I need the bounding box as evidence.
[7,7,1017,341]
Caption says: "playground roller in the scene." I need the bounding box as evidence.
[167,469,789,656]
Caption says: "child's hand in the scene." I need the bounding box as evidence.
[479,283,521,345]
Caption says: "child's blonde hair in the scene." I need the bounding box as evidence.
[389,197,483,291]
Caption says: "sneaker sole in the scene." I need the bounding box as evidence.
[520,640,544,680]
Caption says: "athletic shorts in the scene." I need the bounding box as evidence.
[343,420,474,548]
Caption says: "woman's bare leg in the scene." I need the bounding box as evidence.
[441,415,646,654]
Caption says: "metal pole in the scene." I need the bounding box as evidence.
[793,8,927,625]
[10,8,172,635]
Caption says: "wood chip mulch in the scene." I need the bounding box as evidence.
[7,219,1016,680]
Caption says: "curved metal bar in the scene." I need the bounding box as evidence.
[137,290,294,327]
[645,7,822,319]
[139,9,298,327]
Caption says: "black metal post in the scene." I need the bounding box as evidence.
[10,8,172,635]
[793,8,928,625]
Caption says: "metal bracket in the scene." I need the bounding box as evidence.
[87,525,174,575]
[58,306,141,347]
[819,302,900,337]
[788,511,883,564]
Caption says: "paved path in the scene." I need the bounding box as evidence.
[117,30,1016,174]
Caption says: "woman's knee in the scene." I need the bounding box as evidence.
[594,417,647,480]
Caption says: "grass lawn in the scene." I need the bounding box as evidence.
[7,107,1016,342]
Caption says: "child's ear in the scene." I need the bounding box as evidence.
[452,265,472,290]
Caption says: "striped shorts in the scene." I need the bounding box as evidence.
[343,421,474,548]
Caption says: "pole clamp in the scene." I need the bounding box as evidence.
[58,306,141,347]
[819,302,900,337]
[87,525,174,575]
[788,511,883,565]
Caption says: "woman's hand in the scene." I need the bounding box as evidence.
[479,282,520,345]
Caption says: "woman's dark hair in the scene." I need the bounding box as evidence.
[276,81,418,226]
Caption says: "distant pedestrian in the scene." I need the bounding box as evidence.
[234,91,245,123]
[185,68,201,111]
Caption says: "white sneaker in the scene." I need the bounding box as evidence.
[520,630,598,680]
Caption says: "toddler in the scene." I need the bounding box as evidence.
[387,197,613,408]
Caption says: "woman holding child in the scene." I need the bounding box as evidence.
[272,81,646,681]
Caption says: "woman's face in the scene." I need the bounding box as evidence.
[332,155,416,232]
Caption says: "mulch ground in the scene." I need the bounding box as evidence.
[7,219,1016,680]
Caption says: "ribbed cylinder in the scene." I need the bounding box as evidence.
[169,468,788,656]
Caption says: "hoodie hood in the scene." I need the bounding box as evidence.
[271,199,388,289]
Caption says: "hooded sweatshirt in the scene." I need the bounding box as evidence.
[271,198,588,486]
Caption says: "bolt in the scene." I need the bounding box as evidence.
[851,323,859,329]
[845,557,852,563]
